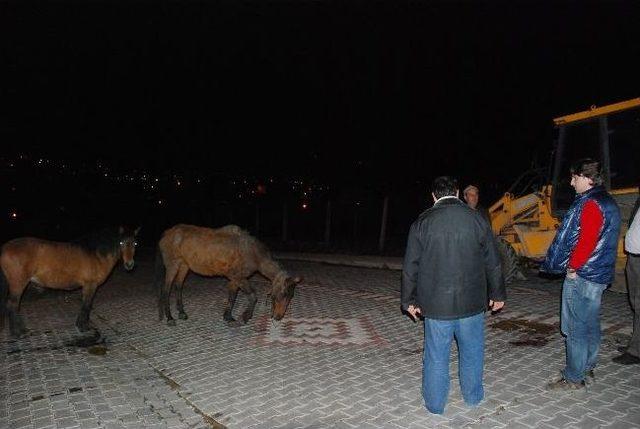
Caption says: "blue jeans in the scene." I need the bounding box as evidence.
[422,312,485,414]
[561,275,607,383]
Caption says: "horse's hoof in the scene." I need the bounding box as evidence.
[10,328,28,338]
[76,325,90,334]
[178,313,188,320]
[227,319,243,327]
[167,319,176,327]
[223,313,235,322]
[241,314,252,324]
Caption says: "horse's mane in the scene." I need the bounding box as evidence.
[218,224,282,273]
[72,227,122,257]
[218,225,245,236]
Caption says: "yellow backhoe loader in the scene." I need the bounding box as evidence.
[490,97,640,291]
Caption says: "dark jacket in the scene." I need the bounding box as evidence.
[475,205,491,226]
[542,185,621,285]
[401,197,505,320]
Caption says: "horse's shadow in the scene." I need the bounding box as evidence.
[3,328,106,355]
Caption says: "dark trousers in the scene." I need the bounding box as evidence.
[627,255,640,357]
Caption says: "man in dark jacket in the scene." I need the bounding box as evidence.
[401,176,505,414]
[542,159,621,390]
[463,184,491,224]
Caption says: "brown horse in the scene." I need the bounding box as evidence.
[0,226,140,337]
[155,224,301,326]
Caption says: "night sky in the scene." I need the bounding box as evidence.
[2,0,639,189]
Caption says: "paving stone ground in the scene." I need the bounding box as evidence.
[1,250,639,429]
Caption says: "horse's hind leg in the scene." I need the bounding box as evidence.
[223,280,240,322]
[162,266,179,326]
[76,286,97,333]
[175,265,189,320]
[6,285,28,337]
[3,270,29,337]
[239,280,257,324]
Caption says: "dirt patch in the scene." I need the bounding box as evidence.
[491,319,557,347]
[400,347,423,355]
[66,330,104,348]
[87,345,108,355]
[154,370,180,390]
[201,413,226,429]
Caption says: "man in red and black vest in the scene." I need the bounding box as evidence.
[542,159,621,391]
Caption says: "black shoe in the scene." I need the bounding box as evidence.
[612,352,640,365]
[546,377,586,391]
[617,346,628,353]
[584,369,595,385]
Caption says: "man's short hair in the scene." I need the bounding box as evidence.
[463,185,479,196]
[570,158,603,186]
[432,176,459,199]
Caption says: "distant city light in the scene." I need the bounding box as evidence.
[0,156,336,213]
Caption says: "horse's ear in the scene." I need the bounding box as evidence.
[118,226,125,235]
[134,226,141,236]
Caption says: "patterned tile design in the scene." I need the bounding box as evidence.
[255,316,386,346]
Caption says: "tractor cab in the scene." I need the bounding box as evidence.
[551,98,640,219]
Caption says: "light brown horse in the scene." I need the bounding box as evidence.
[0,227,139,337]
[155,224,301,326]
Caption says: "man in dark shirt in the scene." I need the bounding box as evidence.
[612,194,640,365]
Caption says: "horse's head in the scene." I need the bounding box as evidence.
[270,274,302,320]
[118,226,140,271]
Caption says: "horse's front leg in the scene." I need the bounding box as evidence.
[223,280,240,322]
[239,281,257,323]
[76,286,97,333]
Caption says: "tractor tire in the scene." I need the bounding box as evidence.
[497,239,526,284]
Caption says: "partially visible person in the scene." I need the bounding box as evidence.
[402,176,505,414]
[463,185,490,224]
[612,193,640,365]
[542,158,621,390]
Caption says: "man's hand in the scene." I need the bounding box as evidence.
[407,305,422,321]
[489,300,505,312]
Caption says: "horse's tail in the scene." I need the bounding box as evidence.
[153,245,166,318]
[0,264,8,329]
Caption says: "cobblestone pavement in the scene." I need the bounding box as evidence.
[1,253,639,429]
